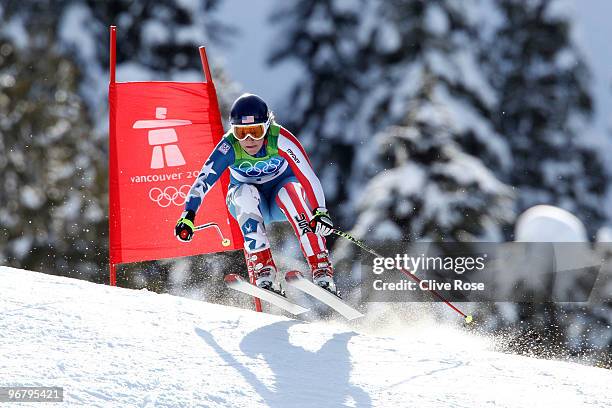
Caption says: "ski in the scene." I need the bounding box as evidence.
[224,274,309,316]
[284,271,364,320]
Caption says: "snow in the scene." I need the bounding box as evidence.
[19,185,45,210]
[2,267,611,407]
[369,219,403,242]
[58,3,107,134]
[375,24,400,54]
[453,49,498,108]
[306,4,335,36]
[433,85,511,171]
[142,20,170,45]
[0,14,28,49]
[515,205,588,242]
[59,4,96,61]
[596,226,612,242]
[424,3,448,36]
[9,236,32,259]
[513,206,595,300]
[433,148,509,194]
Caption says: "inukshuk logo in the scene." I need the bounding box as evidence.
[132,107,192,169]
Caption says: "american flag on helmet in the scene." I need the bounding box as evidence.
[241,115,255,124]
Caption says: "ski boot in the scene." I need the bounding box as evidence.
[244,248,284,295]
[307,250,338,296]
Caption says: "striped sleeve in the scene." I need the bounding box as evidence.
[277,127,326,210]
[184,137,235,213]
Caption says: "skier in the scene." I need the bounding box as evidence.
[175,93,337,295]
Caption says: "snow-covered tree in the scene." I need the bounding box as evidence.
[474,0,610,359]
[272,0,511,230]
[269,0,364,223]
[0,0,235,124]
[271,1,516,318]
[0,34,107,279]
[0,0,241,292]
[353,114,514,244]
[332,75,514,304]
[483,0,608,237]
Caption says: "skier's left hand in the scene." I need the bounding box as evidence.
[311,207,334,236]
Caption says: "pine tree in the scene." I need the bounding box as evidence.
[473,0,610,362]
[0,1,242,295]
[271,0,511,229]
[3,0,235,116]
[269,0,364,224]
[272,1,517,311]
[484,0,607,237]
[0,34,107,280]
[355,103,514,243]
[332,73,514,303]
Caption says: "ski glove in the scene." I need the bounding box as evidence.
[175,210,196,242]
[310,207,334,236]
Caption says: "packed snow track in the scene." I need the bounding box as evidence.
[1,267,610,407]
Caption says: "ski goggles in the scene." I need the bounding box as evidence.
[232,123,267,141]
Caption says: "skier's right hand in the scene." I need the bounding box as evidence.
[175,210,196,242]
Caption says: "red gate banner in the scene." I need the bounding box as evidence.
[108,26,241,284]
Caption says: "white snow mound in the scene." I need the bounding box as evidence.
[1,266,610,407]
[515,204,588,242]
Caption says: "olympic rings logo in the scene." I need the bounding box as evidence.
[149,184,191,207]
[237,157,282,177]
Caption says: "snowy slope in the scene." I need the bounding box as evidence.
[1,267,610,408]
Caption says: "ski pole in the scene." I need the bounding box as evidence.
[194,222,231,247]
[330,228,473,324]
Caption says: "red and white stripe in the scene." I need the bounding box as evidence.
[277,127,326,210]
[275,181,326,257]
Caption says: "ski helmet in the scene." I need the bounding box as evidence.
[229,94,272,141]
[229,93,270,126]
